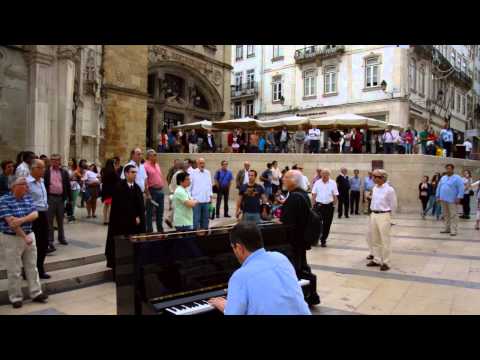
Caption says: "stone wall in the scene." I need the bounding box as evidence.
[101,46,148,164]
[157,153,480,213]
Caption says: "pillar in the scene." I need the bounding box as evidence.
[101,46,148,164]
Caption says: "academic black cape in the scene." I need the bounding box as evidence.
[105,180,146,269]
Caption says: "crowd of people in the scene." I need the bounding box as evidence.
[0,145,477,313]
[158,123,474,159]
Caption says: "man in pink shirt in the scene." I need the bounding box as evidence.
[144,149,165,233]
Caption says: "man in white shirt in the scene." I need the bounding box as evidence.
[235,161,250,191]
[308,127,321,154]
[190,158,213,230]
[121,148,149,197]
[271,161,281,194]
[463,138,472,159]
[382,126,397,154]
[311,169,339,247]
[366,169,397,271]
[15,151,35,178]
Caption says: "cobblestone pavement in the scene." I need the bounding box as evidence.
[1,199,479,315]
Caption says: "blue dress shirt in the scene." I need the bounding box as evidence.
[224,248,311,315]
[435,174,464,204]
[350,176,361,191]
[364,176,374,191]
[27,175,48,212]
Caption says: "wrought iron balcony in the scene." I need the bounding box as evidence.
[412,45,434,60]
[294,45,345,64]
[452,69,473,91]
[432,47,451,71]
[231,82,258,98]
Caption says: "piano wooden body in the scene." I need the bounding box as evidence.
[115,222,318,315]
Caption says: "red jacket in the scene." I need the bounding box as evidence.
[351,132,363,151]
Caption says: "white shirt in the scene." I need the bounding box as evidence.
[312,179,339,204]
[463,141,472,152]
[85,170,100,185]
[243,169,249,185]
[370,183,397,212]
[15,162,30,178]
[121,160,148,192]
[190,168,213,203]
[383,131,397,144]
[271,167,281,186]
[301,175,310,191]
[308,128,321,141]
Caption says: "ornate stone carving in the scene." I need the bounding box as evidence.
[57,45,78,61]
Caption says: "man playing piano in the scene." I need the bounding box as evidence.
[208,222,311,315]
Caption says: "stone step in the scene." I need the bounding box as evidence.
[0,261,112,305]
[0,252,106,280]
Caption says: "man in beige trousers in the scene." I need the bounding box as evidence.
[0,177,48,308]
[366,169,397,271]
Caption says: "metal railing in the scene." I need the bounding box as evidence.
[294,45,345,63]
[231,82,258,98]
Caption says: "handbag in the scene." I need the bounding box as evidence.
[469,190,475,196]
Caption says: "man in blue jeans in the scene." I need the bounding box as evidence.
[236,170,268,223]
[190,158,213,230]
[214,160,233,218]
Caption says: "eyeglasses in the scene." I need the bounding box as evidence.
[373,175,383,179]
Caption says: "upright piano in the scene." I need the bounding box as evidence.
[115,222,319,315]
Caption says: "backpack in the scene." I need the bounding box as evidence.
[291,192,322,247]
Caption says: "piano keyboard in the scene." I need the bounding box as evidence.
[161,279,311,316]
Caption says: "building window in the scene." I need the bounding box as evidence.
[324,66,337,94]
[272,76,283,102]
[247,45,255,58]
[409,59,417,92]
[245,100,254,117]
[235,72,243,91]
[246,69,255,89]
[365,56,379,88]
[272,45,283,60]
[462,94,466,115]
[419,65,425,96]
[451,49,457,68]
[456,91,461,113]
[235,45,243,61]
[303,70,316,97]
[234,102,242,118]
[147,74,156,97]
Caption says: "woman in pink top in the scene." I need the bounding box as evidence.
[403,128,414,154]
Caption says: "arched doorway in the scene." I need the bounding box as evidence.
[146,60,224,150]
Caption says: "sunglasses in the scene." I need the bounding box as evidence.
[373,175,383,179]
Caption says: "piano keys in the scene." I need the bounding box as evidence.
[115,222,319,315]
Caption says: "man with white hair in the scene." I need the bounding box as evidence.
[190,158,213,230]
[311,168,339,247]
[367,169,397,271]
[0,177,48,308]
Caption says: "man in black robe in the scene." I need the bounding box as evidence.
[277,170,320,305]
[105,165,146,274]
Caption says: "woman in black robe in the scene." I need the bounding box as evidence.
[105,165,146,273]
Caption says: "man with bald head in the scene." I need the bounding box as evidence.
[121,147,149,197]
[278,170,320,305]
[235,161,251,190]
[190,158,213,230]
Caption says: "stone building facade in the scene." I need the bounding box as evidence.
[0,45,232,164]
[0,45,104,163]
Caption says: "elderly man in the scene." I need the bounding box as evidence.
[15,151,35,178]
[235,161,251,190]
[311,169,339,247]
[0,177,48,308]
[436,163,464,236]
[190,158,213,230]
[278,170,320,305]
[144,149,165,233]
[44,154,72,249]
[367,169,397,271]
[208,222,311,315]
[27,159,51,279]
[336,167,350,219]
[121,148,149,197]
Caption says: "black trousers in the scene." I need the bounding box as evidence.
[350,190,360,215]
[420,196,429,212]
[32,211,49,275]
[216,187,230,216]
[292,246,320,305]
[444,142,453,157]
[315,203,334,244]
[463,193,471,217]
[338,192,349,218]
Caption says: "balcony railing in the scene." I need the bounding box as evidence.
[231,82,258,98]
[412,45,434,60]
[294,45,345,63]
[452,69,473,91]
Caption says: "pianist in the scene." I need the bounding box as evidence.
[208,221,311,315]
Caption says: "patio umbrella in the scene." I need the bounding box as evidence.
[309,113,390,129]
[257,115,310,130]
[173,120,218,131]
[211,117,260,130]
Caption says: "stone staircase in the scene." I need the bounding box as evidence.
[0,252,111,305]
